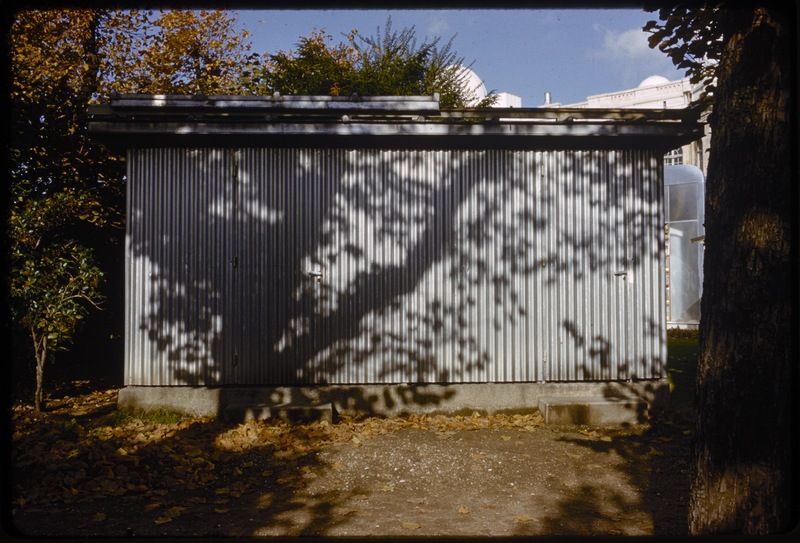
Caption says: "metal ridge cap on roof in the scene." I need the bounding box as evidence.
[109,93,440,102]
[436,107,700,123]
[87,95,704,149]
[88,118,704,148]
[88,94,702,125]
[90,93,440,113]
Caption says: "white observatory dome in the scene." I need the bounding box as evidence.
[638,75,671,88]
[447,65,487,106]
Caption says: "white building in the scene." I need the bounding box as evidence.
[493,92,522,108]
[559,75,711,176]
[453,66,522,108]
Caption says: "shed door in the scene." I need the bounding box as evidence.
[232,149,332,384]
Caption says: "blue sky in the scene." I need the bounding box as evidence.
[234,8,686,107]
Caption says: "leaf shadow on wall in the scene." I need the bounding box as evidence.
[126,146,666,410]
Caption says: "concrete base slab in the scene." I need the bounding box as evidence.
[118,381,668,424]
[224,402,335,424]
[538,396,648,426]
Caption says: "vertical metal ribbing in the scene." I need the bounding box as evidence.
[125,146,666,387]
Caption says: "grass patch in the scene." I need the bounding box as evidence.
[666,336,699,410]
[108,408,190,426]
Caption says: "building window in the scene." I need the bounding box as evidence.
[665,148,683,166]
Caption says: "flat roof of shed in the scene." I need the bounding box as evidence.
[89,93,704,150]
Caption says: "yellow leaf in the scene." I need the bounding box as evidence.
[154,516,173,525]
[167,506,185,518]
[214,508,229,514]
[215,487,231,495]
[515,515,534,523]
[648,446,664,456]
[92,512,107,522]
[500,435,511,441]
[401,521,421,529]
[458,504,469,515]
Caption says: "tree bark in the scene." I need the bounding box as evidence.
[32,331,47,413]
[689,6,796,534]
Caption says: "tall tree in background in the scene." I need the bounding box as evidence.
[251,17,495,107]
[647,3,796,534]
[8,8,254,409]
[249,29,358,96]
[102,9,256,95]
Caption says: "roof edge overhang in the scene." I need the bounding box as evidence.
[88,94,705,151]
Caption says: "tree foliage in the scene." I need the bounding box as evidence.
[644,2,724,102]
[8,190,105,412]
[249,17,496,107]
[8,8,254,410]
[248,29,358,96]
[101,10,257,96]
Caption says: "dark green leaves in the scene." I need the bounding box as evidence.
[643,3,725,104]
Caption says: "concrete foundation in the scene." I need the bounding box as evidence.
[225,402,337,424]
[538,396,649,426]
[118,380,669,425]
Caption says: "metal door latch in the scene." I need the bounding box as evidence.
[615,270,634,284]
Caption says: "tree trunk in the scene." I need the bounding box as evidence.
[32,331,47,413]
[689,6,796,534]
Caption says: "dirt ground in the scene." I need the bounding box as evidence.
[7,376,694,538]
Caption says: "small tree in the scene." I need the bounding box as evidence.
[9,190,105,412]
[8,8,256,408]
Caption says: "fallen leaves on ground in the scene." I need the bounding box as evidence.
[12,386,549,514]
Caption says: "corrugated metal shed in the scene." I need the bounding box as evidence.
[90,94,702,388]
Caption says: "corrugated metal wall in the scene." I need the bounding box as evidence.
[125,147,665,386]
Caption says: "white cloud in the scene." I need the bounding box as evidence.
[592,24,654,61]
[589,24,678,87]
[426,16,450,36]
